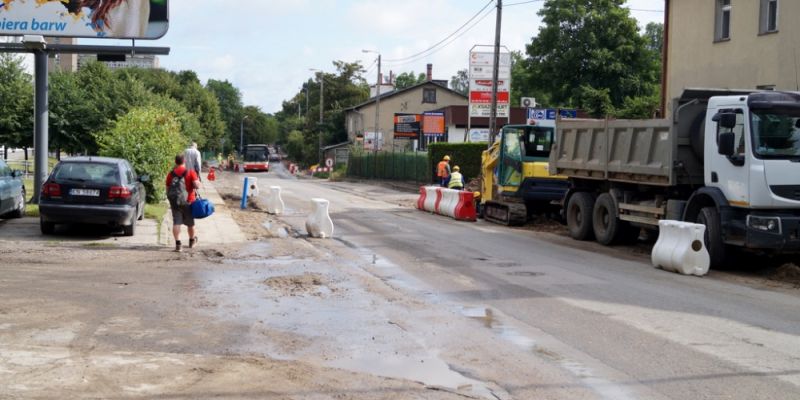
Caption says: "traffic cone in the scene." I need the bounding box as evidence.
[207,167,216,181]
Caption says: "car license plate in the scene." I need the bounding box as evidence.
[70,188,100,197]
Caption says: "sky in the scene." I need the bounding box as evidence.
[81,0,665,114]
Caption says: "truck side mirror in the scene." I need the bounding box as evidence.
[718,132,736,157]
[712,112,737,129]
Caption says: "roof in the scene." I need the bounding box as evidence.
[344,80,468,112]
[59,156,127,164]
[322,142,351,151]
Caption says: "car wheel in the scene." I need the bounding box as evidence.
[123,210,137,237]
[592,193,622,245]
[696,206,731,269]
[40,218,55,235]
[566,192,596,241]
[10,188,26,218]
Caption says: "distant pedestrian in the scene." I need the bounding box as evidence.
[216,153,223,168]
[437,155,451,187]
[166,154,201,253]
[184,142,202,181]
[446,165,465,190]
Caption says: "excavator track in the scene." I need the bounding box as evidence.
[483,200,528,226]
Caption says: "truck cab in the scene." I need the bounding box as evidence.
[700,92,800,253]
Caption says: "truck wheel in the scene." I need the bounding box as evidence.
[567,192,595,241]
[697,207,729,268]
[40,219,55,235]
[593,193,623,245]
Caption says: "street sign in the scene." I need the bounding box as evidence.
[469,129,490,143]
[325,158,334,168]
[526,108,579,126]
[0,0,169,39]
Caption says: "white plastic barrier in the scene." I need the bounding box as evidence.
[438,188,460,218]
[652,220,710,276]
[305,198,334,238]
[266,186,285,215]
[422,186,440,213]
[245,177,259,197]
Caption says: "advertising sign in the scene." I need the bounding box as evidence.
[393,114,421,138]
[422,112,445,137]
[526,108,579,121]
[0,0,169,39]
[469,129,490,143]
[469,49,511,118]
[363,131,384,150]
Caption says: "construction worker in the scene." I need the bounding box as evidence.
[447,165,465,190]
[437,155,451,186]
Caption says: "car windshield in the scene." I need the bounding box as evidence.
[750,109,800,159]
[245,147,269,162]
[54,162,119,185]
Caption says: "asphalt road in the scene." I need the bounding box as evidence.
[261,162,800,400]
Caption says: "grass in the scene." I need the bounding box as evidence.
[145,202,169,238]
[25,204,39,217]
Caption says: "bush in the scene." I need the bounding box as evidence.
[96,106,186,203]
[427,143,486,183]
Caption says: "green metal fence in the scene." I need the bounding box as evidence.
[347,151,431,184]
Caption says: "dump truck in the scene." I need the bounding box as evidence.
[551,89,800,267]
[481,123,569,225]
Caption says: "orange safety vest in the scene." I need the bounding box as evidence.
[437,161,450,178]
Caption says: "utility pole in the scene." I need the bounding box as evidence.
[319,75,324,164]
[239,115,248,155]
[32,48,48,204]
[374,54,382,152]
[489,0,503,144]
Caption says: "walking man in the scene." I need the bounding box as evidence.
[437,155,451,187]
[166,154,201,252]
[184,142,202,181]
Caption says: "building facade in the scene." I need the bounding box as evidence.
[664,0,797,114]
[345,81,468,150]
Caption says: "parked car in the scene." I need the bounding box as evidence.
[0,159,25,219]
[39,157,148,236]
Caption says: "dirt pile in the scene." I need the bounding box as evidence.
[263,273,330,296]
[772,263,800,285]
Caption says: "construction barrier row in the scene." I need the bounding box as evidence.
[652,220,710,276]
[417,186,476,222]
[306,198,334,238]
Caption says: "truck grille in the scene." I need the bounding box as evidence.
[771,185,800,201]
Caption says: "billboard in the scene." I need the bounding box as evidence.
[394,114,421,139]
[0,0,169,39]
[422,112,445,137]
[468,50,510,118]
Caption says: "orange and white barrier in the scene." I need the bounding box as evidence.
[417,186,476,222]
[652,220,710,276]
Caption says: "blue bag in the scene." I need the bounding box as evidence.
[191,192,215,219]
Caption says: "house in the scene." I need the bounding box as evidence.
[663,0,796,114]
[345,65,468,151]
[432,106,529,143]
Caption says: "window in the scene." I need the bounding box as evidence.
[422,88,437,104]
[759,0,778,34]
[715,0,732,41]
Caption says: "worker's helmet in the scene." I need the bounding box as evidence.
[452,165,460,172]
[443,155,451,161]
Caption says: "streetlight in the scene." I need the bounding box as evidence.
[239,115,249,155]
[309,68,325,164]
[362,49,381,152]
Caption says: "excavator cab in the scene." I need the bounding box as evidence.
[498,125,555,190]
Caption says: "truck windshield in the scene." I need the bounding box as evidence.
[750,110,800,159]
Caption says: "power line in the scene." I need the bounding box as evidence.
[383,0,494,63]
[383,6,495,68]
[505,0,543,6]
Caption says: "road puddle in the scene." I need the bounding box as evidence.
[460,307,536,350]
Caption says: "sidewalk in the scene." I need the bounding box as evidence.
[162,179,247,246]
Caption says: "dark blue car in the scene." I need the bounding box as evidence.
[39,157,147,236]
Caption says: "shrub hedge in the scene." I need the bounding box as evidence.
[427,143,486,183]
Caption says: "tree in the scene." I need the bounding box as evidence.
[0,54,33,152]
[206,79,243,153]
[241,106,279,146]
[523,0,661,112]
[449,69,469,96]
[394,72,426,90]
[96,106,186,202]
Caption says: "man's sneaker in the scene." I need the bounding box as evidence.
[189,237,198,249]
[175,241,182,253]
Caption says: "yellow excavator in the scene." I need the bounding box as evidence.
[480,124,568,225]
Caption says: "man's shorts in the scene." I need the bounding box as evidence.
[171,204,195,227]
